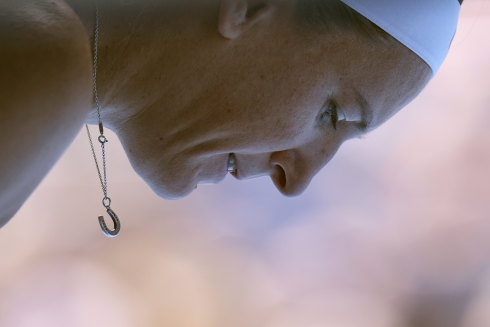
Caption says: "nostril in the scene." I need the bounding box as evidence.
[271,164,287,191]
[270,150,313,197]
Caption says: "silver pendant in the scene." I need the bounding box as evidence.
[98,207,121,237]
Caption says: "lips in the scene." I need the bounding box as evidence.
[227,153,237,175]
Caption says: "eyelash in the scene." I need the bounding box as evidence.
[318,101,340,130]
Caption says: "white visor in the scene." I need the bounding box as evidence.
[339,0,461,76]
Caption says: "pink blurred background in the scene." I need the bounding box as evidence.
[1,2,489,326]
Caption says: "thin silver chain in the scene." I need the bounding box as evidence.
[92,3,103,127]
[85,2,121,237]
[85,2,108,199]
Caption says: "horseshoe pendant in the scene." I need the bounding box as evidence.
[98,208,121,237]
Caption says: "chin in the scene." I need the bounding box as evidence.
[129,160,197,200]
[147,178,196,200]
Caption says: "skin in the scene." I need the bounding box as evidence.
[0,0,431,226]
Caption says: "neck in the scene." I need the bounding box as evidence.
[63,0,223,133]
[63,0,152,129]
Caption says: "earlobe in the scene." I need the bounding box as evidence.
[218,0,273,39]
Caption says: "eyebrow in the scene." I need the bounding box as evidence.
[353,89,374,133]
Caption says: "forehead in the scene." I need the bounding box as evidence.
[355,43,431,130]
[299,27,432,130]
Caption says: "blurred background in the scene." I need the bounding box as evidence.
[1,2,489,326]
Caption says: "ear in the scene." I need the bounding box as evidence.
[218,0,274,39]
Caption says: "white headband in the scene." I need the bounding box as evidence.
[339,0,461,76]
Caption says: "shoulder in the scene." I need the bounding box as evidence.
[0,0,92,55]
[0,0,92,83]
[0,0,93,228]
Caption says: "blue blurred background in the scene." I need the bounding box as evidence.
[1,2,489,326]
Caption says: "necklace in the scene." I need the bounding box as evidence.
[85,2,121,237]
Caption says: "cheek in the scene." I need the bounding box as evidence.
[224,83,321,148]
[204,51,327,149]
[227,101,317,151]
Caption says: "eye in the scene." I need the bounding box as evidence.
[317,101,345,130]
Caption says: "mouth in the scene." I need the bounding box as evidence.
[227,153,238,176]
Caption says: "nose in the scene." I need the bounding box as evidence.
[269,149,328,197]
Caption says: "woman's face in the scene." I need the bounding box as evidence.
[111,3,431,199]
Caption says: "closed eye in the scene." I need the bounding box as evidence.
[317,101,346,130]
